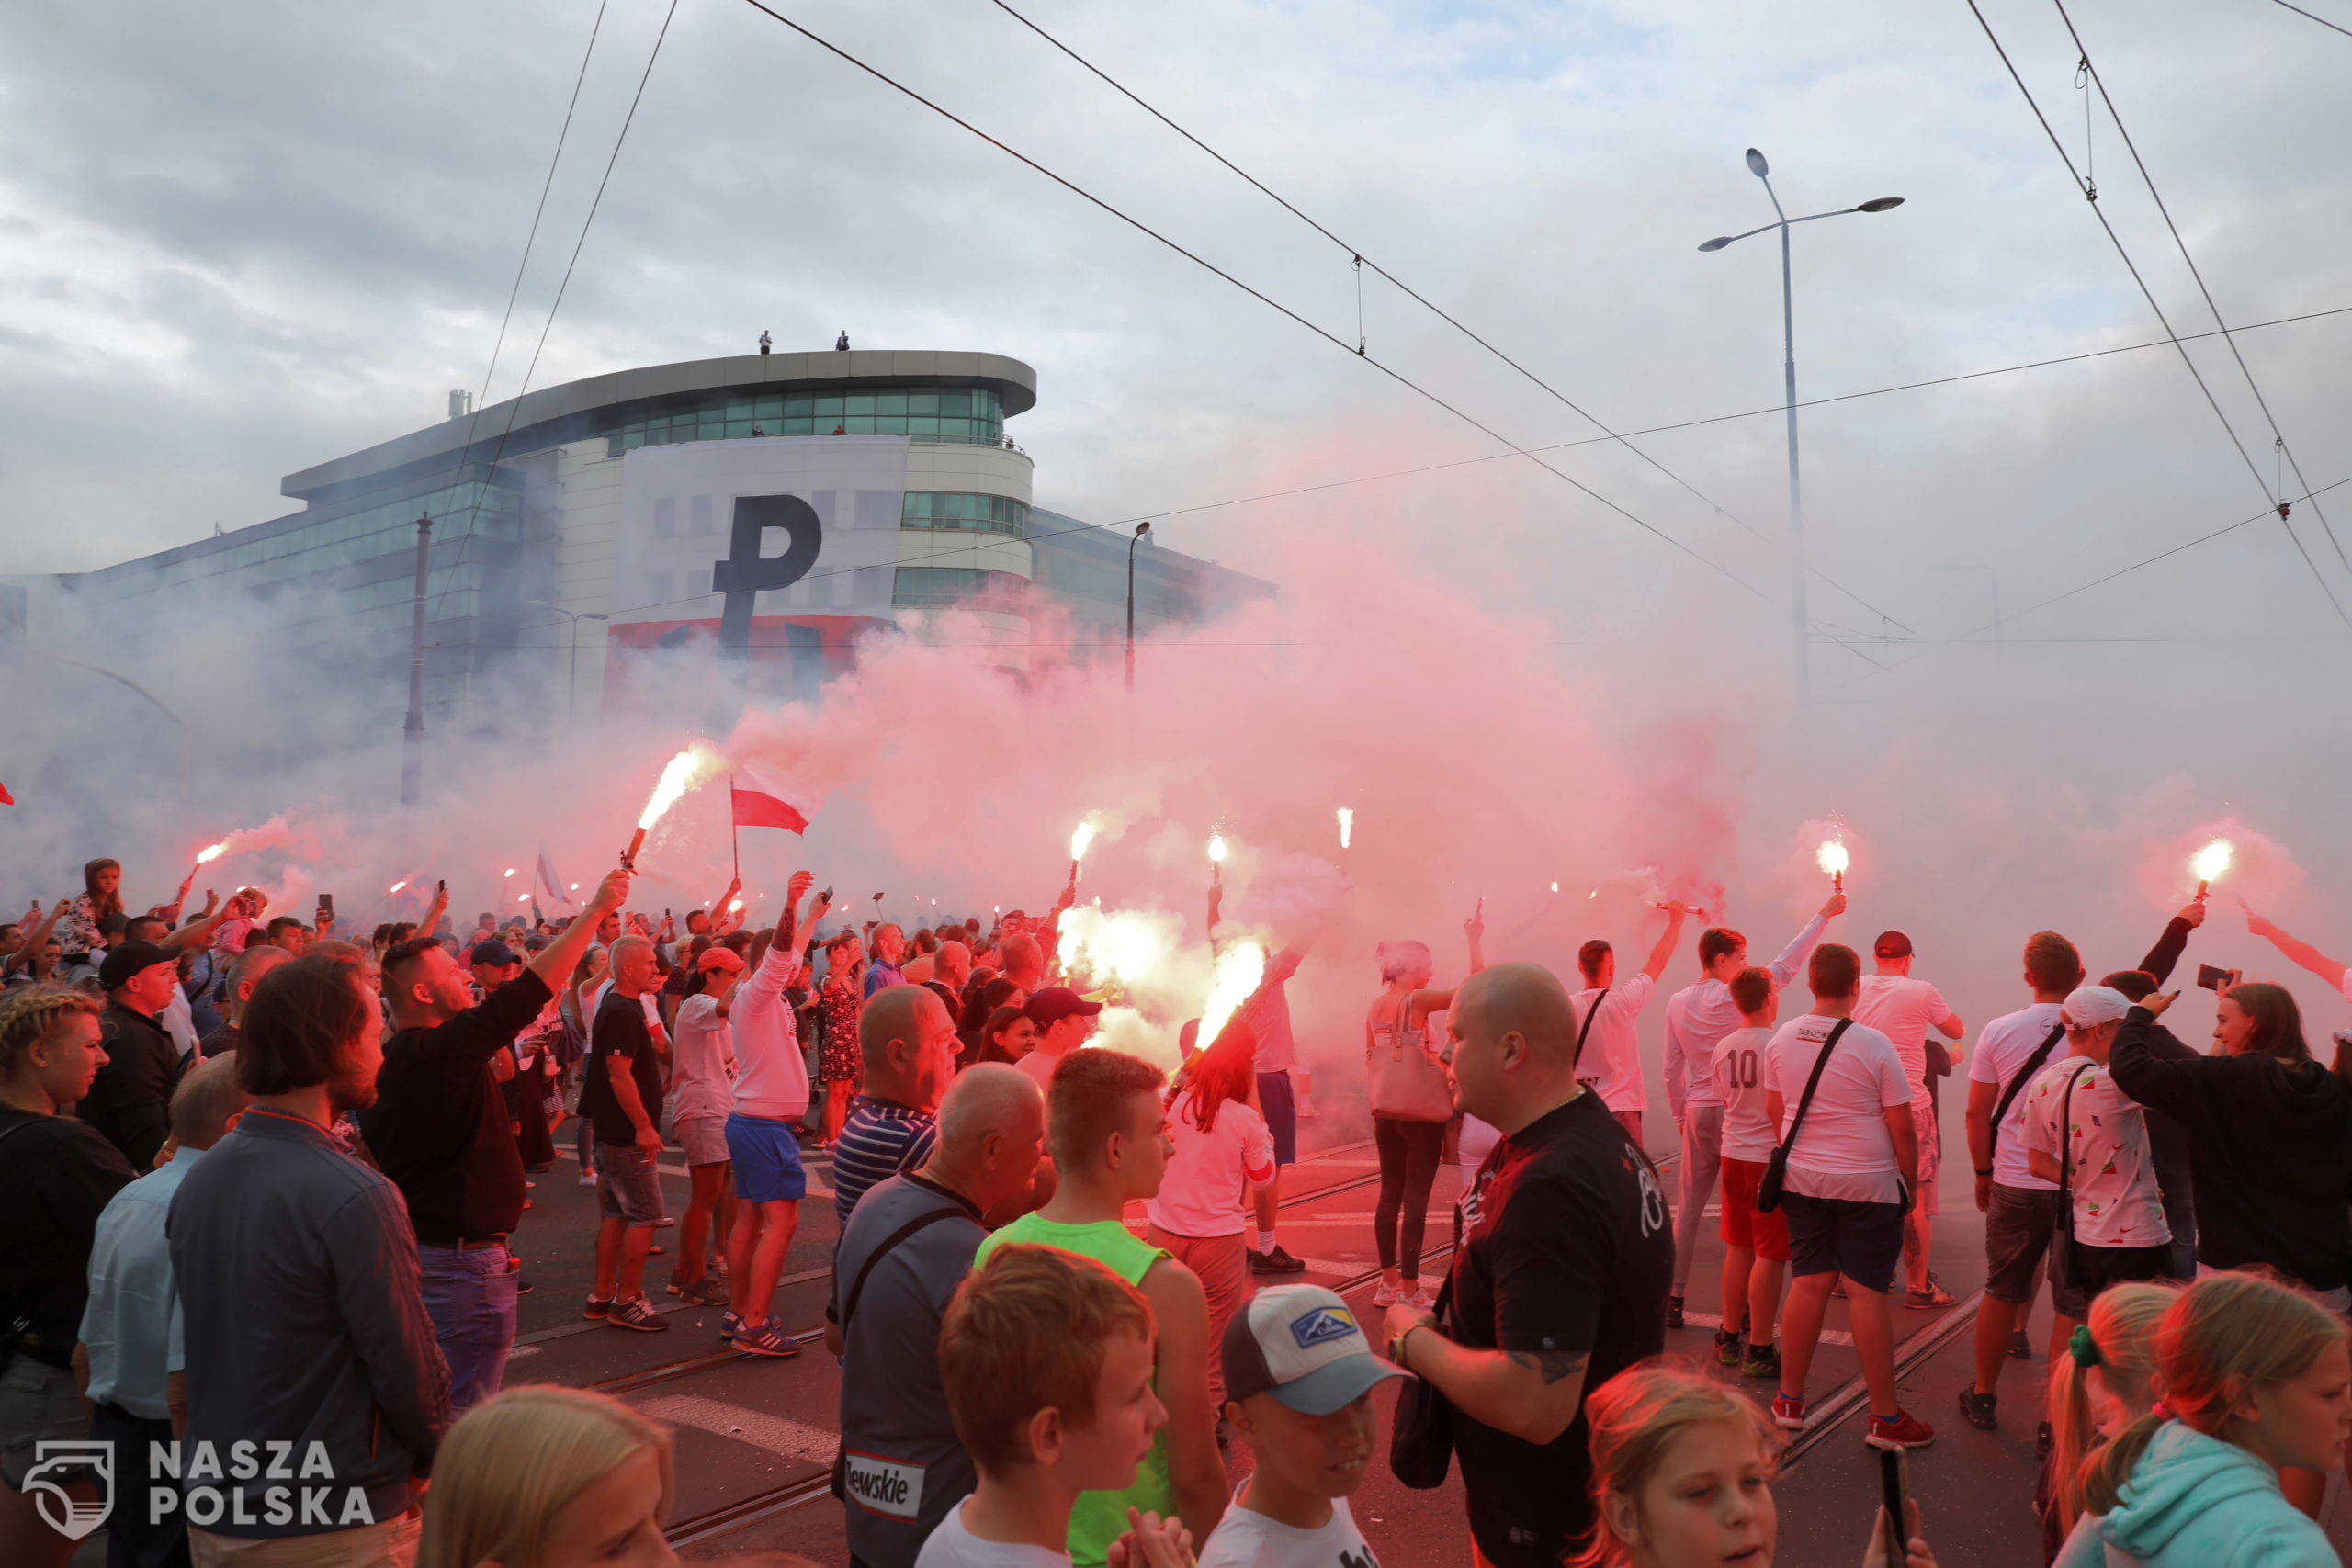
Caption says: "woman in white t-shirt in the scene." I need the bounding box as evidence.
[1146,1020,1278,1411]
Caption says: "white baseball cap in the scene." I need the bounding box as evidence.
[1221,1285,1408,1415]
[2062,985,2132,1029]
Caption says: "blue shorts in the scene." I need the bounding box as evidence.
[728,1112,808,1203]
[1257,1071,1297,1167]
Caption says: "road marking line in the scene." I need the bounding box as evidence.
[639,1394,837,1463]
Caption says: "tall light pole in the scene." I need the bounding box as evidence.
[1698,150,1903,692]
[1125,520,1152,694]
[401,512,432,808]
[528,599,608,738]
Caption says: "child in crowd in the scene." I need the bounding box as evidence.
[2054,1271,2349,1568]
[1709,966,1786,1382]
[415,1385,675,1568]
[1196,1286,1407,1568]
[922,1244,1188,1568]
[2040,1282,2179,1562]
[1575,1361,1938,1568]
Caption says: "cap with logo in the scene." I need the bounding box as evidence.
[1873,930,1914,960]
[1222,1284,1408,1415]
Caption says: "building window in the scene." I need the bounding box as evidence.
[891,567,1028,610]
[605,385,1007,458]
[900,491,1027,537]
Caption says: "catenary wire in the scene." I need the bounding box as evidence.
[1960,0,2350,626]
[976,1,1922,632]
[727,0,1776,608]
[427,0,682,619]
[2052,0,2352,579]
[2267,0,2352,39]
[500,299,2352,643]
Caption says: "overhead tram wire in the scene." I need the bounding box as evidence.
[2267,0,2352,39]
[727,0,1778,611]
[426,0,684,622]
[2052,0,2352,580]
[502,299,2352,645]
[1960,0,2352,627]
[978,4,1918,639]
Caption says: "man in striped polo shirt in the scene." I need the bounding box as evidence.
[831,984,958,1228]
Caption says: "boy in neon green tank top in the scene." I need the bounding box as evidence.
[974,1048,1227,1563]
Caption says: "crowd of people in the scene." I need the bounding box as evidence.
[6,848,2352,1568]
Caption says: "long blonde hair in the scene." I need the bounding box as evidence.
[1572,1360,1780,1568]
[2046,1282,2179,1539]
[2083,1271,2348,1515]
[417,1387,673,1568]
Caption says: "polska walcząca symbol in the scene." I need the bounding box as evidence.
[26,1439,113,1539]
[713,493,823,652]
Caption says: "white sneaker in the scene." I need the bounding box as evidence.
[577,1169,598,1187]
[1372,1281,1406,1307]
[1406,1285,1436,1311]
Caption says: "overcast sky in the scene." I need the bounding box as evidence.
[8,0,2349,635]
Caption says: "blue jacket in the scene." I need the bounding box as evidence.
[2053,1421,2335,1568]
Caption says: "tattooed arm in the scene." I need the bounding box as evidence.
[1382,1303,1591,1444]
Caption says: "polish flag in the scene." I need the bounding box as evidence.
[731,785,808,834]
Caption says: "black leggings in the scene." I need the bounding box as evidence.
[1374,1116,1447,1280]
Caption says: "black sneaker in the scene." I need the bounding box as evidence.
[2010,1328,2033,1360]
[1740,1343,1781,1381]
[1714,1327,1743,1367]
[1250,1246,1308,1276]
[1666,1295,1685,1330]
[1958,1385,1998,1430]
[582,1295,613,1320]
[605,1295,671,1333]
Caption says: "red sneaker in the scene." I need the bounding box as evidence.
[1770,1393,1806,1431]
[1865,1410,1935,1450]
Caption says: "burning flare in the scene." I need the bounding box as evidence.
[1336,807,1353,850]
[1207,832,1227,863]
[194,840,230,866]
[1198,940,1267,1055]
[1815,840,1850,877]
[388,880,409,895]
[2189,839,2234,884]
[640,746,719,830]
[1070,820,1098,862]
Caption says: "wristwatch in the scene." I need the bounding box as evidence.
[1387,1323,1427,1368]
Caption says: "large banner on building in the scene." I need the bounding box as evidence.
[610,436,912,632]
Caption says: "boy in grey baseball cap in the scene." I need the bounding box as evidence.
[1200,1285,1408,1568]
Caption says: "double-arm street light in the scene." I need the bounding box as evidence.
[528,599,609,737]
[1698,148,1904,692]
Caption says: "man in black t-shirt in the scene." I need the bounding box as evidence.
[0,987,134,1568]
[1381,962,1672,1568]
[578,934,672,1330]
[358,869,628,1408]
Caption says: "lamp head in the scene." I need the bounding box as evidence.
[1136,520,1152,538]
[1697,236,1734,252]
[1745,148,1770,177]
[1857,197,1905,212]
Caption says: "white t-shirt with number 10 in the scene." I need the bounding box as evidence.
[1711,1025,1780,1163]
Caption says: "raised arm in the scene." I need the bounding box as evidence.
[158,891,230,954]
[422,880,451,941]
[6,900,64,975]
[1641,903,1694,983]
[2246,911,2349,995]
[529,869,632,994]
[2137,903,2203,987]
[1766,894,1843,987]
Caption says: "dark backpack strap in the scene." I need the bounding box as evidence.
[837,1205,965,1333]
[1991,1024,2069,1140]
[1779,1018,1855,1155]
[2055,1061,2093,1201]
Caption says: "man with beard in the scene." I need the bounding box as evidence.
[169,957,450,1565]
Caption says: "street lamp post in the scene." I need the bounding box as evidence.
[1125,521,1152,694]
[528,600,609,738]
[1698,150,1904,692]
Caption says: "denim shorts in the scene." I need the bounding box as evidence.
[1781,1190,1905,1292]
[596,1141,666,1224]
[1984,1182,2062,1306]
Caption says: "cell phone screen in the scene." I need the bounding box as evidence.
[1878,1447,1907,1554]
[2197,964,2232,991]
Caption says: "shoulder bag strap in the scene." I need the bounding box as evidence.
[2056,1061,2093,1207]
[1576,987,1611,1058]
[1777,1017,1855,1156]
[1991,1023,2069,1137]
[838,1205,966,1333]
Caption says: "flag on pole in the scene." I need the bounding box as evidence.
[730,784,808,834]
[0,779,12,805]
[537,844,572,907]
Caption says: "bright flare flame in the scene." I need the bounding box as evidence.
[503,868,516,878]
[515,894,531,904]
[1816,840,1850,877]
[729,897,744,913]
[1336,807,1353,850]
[1198,940,1267,1054]
[1069,820,1097,862]
[1207,832,1228,863]
[194,840,230,866]
[388,880,408,894]
[2190,839,2234,883]
[1057,906,1176,990]
[639,745,722,831]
